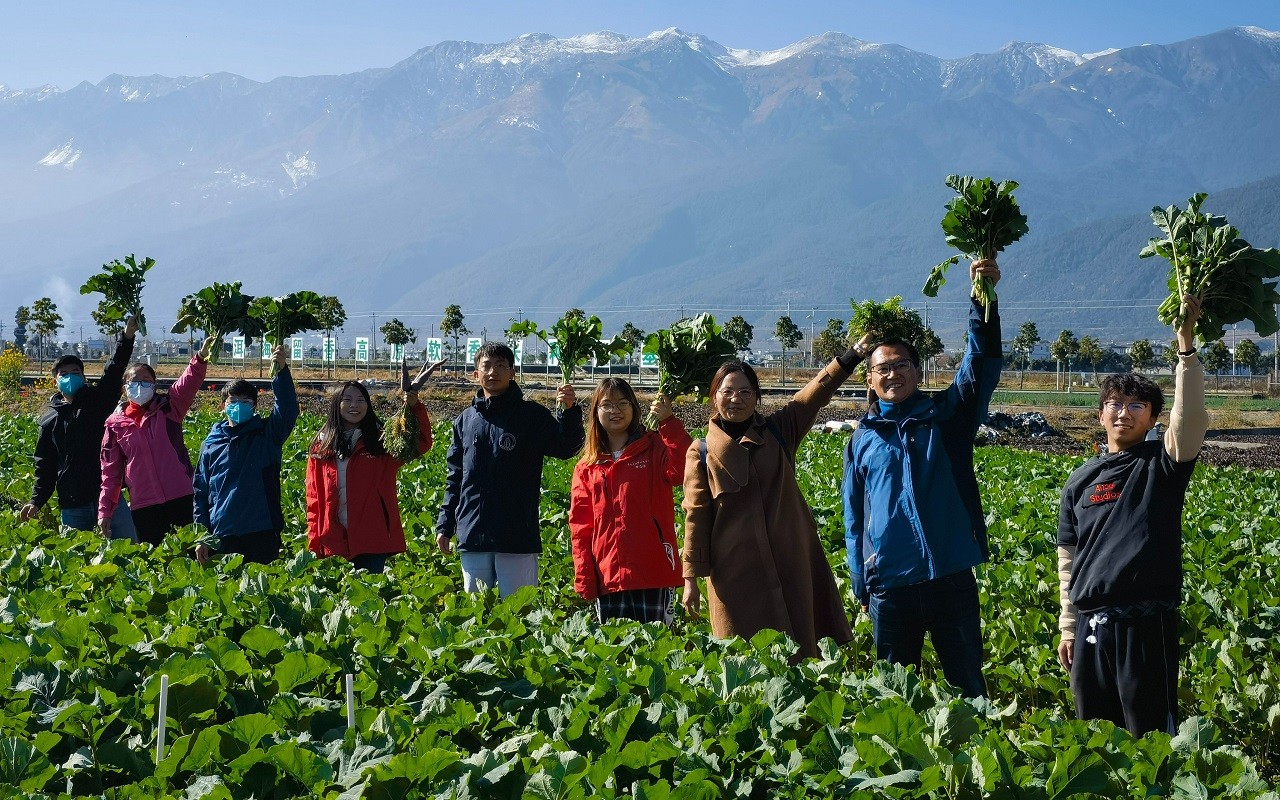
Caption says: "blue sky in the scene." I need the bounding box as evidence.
[4,0,1280,90]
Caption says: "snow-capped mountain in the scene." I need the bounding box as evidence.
[2,25,1279,341]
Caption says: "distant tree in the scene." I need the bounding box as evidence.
[13,305,30,351]
[1235,338,1263,376]
[1077,335,1105,382]
[812,319,847,363]
[29,297,62,371]
[618,322,645,365]
[1011,321,1040,388]
[775,315,803,386]
[441,304,469,369]
[315,295,347,378]
[1163,339,1181,370]
[722,315,754,356]
[1202,340,1231,383]
[1049,330,1079,389]
[380,318,416,349]
[1128,339,1156,373]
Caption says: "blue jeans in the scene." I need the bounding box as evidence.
[459,552,539,597]
[868,568,986,698]
[61,501,137,543]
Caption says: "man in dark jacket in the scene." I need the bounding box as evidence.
[21,317,138,540]
[842,259,1001,698]
[435,342,583,597]
[193,346,297,564]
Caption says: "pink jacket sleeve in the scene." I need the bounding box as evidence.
[167,356,209,419]
[98,423,126,521]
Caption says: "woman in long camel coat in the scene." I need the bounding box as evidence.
[681,341,869,659]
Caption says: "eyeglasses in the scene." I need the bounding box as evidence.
[1102,401,1149,415]
[598,401,631,413]
[716,388,756,400]
[869,361,915,377]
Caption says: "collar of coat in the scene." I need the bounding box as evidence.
[703,413,774,495]
[861,391,936,428]
[472,382,523,413]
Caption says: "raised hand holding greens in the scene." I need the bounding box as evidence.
[923,175,1028,319]
[171,282,254,364]
[1140,193,1280,343]
[642,313,737,425]
[509,310,630,386]
[79,254,153,336]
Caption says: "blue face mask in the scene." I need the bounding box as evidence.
[225,400,255,424]
[57,373,85,396]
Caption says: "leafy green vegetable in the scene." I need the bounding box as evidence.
[246,292,324,373]
[78,255,153,336]
[848,297,944,369]
[170,282,254,364]
[1140,193,1280,343]
[642,313,737,424]
[509,310,630,386]
[923,175,1029,319]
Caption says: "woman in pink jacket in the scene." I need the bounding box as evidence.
[98,338,214,544]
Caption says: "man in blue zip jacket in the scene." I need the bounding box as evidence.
[842,259,1001,697]
[435,342,584,597]
[193,345,298,565]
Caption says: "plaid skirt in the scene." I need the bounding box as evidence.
[596,587,675,626]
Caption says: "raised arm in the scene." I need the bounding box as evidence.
[651,395,694,487]
[167,354,210,419]
[947,260,1003,429]
[773,338,870,448]
[1164,295,1208,462]
[266,355,299,445]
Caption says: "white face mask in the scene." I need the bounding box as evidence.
[126,381,155,405]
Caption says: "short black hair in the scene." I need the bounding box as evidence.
[475,342,515,368]
[221,379,259,402]
[51,355,84,374]
[868,338,921,366]
[1098,373,1164,418]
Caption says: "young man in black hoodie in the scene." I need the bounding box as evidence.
[21,317,139,540]
[1056,295,1206,736]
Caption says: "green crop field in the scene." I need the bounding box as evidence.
[1,409,1278,798]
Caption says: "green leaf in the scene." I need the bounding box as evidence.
[0,736,57,791]
[268,741,334,789]
[272,651,331,694]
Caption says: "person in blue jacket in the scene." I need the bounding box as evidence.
[193,346,298,565]
[842,259,1001,698]
[435,342,584,597]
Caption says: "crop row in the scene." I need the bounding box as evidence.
[0,410,1277,797]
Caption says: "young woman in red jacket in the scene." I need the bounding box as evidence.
[305,362,441,573]
[569,377,692,623]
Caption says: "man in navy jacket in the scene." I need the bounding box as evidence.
[436,342,583,597]
[843,259,1001,697]
[193,346,297,564]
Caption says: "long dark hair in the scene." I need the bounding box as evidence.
[311,381,386,458]
[582,378,646,463]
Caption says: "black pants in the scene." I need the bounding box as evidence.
[131,495,195,546]
[867,569,987,698]
[217,530,282,564]
[1071,608,1179,736]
